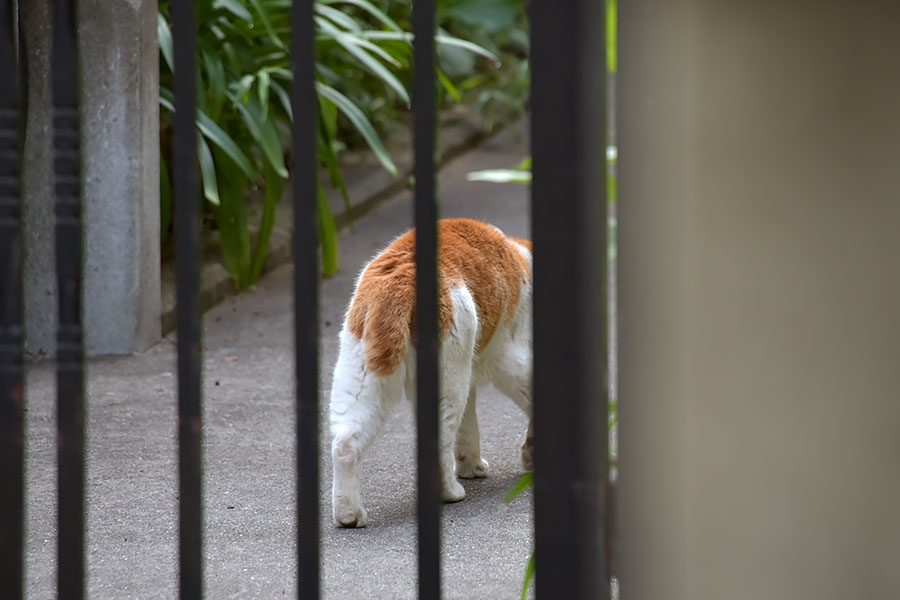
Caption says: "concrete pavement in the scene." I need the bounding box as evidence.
[24,122,534,599]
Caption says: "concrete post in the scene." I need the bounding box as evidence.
[618,1,900,598]
[21,0,159,357]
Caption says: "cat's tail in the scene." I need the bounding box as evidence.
[357,284,415,377]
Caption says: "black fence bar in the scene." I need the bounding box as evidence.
[290,0,320,597]
[0,1,24,597]
[172,1,203,598]
[412,0,440,597]
[530,0,609,597]
[51,0,86,597]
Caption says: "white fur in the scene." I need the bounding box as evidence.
[329,249,533,528]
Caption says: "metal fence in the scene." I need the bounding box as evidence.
[0,0,608,597]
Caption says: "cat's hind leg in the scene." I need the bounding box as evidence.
[404,373,469,502]
[407,286,478,501]
[491,343,534,471]
[438,287,481,500]
[330,329,404,527]
[455,386,489,479]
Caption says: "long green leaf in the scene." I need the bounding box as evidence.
[250,160,284,284]
[228,92,289,178]
[195,61,209,114]
[319,0,402,31]
[197,136,220,205]
[269,78,293,121]
[315,4,363,32]
[438,69,460,102]
[159,88,254,179]
[196,112,255,178]
[213,147,252,289]
[235,74,256,104]
[358,31,500,64]
[317,105,351,217]
[436,34,500,64]
[330,25,403,69]
[317,18,409,104]
[157,14,174,73]
[203,51,227,122]
[356,31,413,42]
[317,177,339,276]
[266,66,293,81]
[503,472,533,504]
[319,94,338,139]
[247,0,286,48]
[222,40,240,72]
[256,51,288,68]
[214,0,253,21]
[521,553,535,600]
[315,82,397,175]
[159,89,174,113]
[257,70,271,121]
[466,169,531,184]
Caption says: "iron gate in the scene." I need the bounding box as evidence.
[0,0,608,597]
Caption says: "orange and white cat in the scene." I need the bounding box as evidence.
[329,218,533,528]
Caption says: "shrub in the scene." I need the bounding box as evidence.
[158,0,498,287]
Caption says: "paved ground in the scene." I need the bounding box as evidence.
[24,123,535,599]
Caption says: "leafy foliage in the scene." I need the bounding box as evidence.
[158,0,499,288]
[466,156,531,184]
[438,0,529,127]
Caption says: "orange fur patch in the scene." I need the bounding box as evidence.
[346,219,531,376]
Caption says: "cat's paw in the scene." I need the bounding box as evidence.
[456,455,489,479]
[333,496,368,528]
[521,439,534,472]
[441,479,466,503]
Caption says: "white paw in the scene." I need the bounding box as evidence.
[521,440,534,472]
[456,456,489,479]
[333,496,368,528]
[441,479,466,503]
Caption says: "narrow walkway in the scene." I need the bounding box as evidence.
[24,123,533,599]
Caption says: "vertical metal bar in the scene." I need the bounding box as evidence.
[0,1,25,597]
[172,2,203,598]
[51,0,86,597]
[529,0,609,596]
[412,0,440,597]
[291,0,320,596]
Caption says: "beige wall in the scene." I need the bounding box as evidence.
[618,2,900,598]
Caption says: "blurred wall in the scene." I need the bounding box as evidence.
[618,1,900,598]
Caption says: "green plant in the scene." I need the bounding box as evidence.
[503,470,535,600]
[438,0,529,125]
[158,0,498,288]
[504,399,617,600]
[466,155,531,184]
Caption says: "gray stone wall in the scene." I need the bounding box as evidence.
[21,0,159,357]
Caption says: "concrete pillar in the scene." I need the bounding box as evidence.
[618,1,900,599]
[21,0,159,357]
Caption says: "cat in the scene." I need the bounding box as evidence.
[329,218,534,528]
